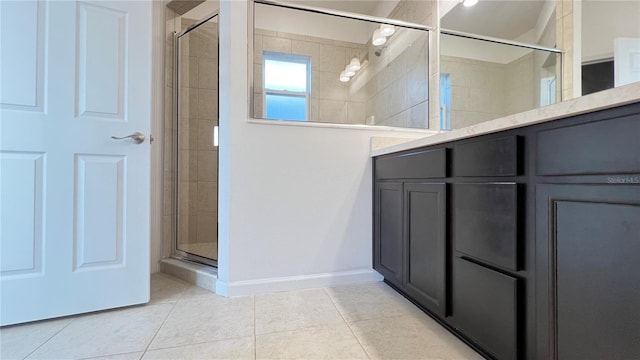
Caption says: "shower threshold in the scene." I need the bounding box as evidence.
[160,258,217,292]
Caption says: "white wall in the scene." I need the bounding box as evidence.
[217,0,427,296]
[582,0,640,62]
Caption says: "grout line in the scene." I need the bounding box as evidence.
[135,335,254,353]
[21,316,77,359]
[323,288,373,360]
[78,350,144,360]
[253,295,257,360]
[141,285,183,357]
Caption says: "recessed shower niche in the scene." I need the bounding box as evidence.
[173,12,219,266]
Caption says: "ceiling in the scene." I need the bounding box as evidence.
[441,0,547,40]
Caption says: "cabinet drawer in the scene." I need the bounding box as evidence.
[536,114,640,176]
[454,136,519,177]
[375,148,446,179]
[454,183,519,270]
[453,258,519,360]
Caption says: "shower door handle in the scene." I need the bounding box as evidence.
[111,132,146,144]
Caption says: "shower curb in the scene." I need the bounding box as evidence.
[160,258,217,293]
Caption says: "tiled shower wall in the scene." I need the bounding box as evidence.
[360,31,429,128]
[253,29,367,124]
[441,56,506,129]
[177,18,218,252]
[441,52,536,129]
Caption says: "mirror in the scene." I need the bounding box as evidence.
[440,33,560,130]
[581,0,640,94]
[252,2,430,129]
[442,0,640,99]
[441,1,552,43]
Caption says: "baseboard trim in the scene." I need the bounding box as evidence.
[215,268,383,297]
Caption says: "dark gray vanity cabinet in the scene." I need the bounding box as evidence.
[374,148,448,316]
[373,102,640,360]
[533,111,640,360]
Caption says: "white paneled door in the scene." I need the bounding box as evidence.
[614,37,640,87]
[0,0,152,326]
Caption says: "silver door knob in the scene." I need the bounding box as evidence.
[111,132,145,144]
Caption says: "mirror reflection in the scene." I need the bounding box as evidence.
[439,34,560,130]
[253,2,430,129]
[581,0,640,95]
[442,0,640,100]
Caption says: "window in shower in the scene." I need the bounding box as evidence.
[174,13,219,266]
[263,52,310,121]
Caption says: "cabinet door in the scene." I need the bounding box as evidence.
[374,182,403,287]
[404,183,447,317]
[536,184,640,360]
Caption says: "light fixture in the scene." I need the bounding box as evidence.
[372,28,387,46]
[348,58,361,72]
[462,0,478,7]
[344,65,356,77]
[339,71,350,82]
[379,24,395,37]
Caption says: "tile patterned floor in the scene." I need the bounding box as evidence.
[1,273,484,360]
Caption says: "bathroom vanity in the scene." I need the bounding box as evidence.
[372,84,640,360]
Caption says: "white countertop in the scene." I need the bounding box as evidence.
[371,82,640,157]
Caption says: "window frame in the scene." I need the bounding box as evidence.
[262,51,311,121]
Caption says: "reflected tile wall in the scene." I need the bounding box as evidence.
[253,29,367,124]
[362,29,429,128]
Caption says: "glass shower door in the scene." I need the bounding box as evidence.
[174,13,219,266]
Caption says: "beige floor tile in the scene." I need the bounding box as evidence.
[26,304,173,360]
[350,315,483,360]
[142,337,254,360]
[148,295,254,350]
[177,285,217,301]
[0,318,72,360]
[256,323,368,360]
[326,282,422,322]
[254,288,344,335]
[150,273,189,304]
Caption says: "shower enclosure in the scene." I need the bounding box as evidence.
[173,13,219,266]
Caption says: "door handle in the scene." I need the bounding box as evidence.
[111,132,145,144]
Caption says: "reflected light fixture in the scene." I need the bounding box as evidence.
[348,57,361,72]
[344,65,356,77]
[379,24,395,37]
[339,70,350,82]
[462,0,478,7]
[372,28,387,46]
